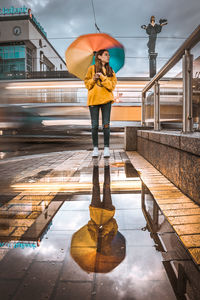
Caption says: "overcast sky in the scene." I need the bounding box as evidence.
[1,0,200,77]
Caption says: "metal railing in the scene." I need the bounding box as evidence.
[142,24,200,132]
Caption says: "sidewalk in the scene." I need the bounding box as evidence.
[0,149,199,300]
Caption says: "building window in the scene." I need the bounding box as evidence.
[0,45,26,79]
[60,64,62,70]
[26,47,33,72]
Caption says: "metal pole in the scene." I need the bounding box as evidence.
[142,92,146,126]
[141,182,145,209]
[154,81,160,130]
[182,50,193,133]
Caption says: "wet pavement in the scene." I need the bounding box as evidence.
[0,150,200,300]
[0,131,123,160]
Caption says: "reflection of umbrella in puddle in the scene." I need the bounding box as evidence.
[70,165,126,273]
[70,215,125,273]
[65,33,125,80]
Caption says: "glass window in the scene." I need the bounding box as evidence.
[26,47,33,72]
[9,48,15,59]
[19,46,25,58]
[0,45,26,79]
[0,47,3,59]
[19,63,25,71]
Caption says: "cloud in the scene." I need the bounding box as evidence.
[1,0,200,76]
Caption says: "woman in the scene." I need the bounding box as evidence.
[84,49,117,157]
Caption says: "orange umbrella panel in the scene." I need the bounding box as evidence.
[65,33,125,80]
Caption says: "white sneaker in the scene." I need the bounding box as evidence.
[92,147,99,157]
[104,158,109,166]
[104,147,110,157]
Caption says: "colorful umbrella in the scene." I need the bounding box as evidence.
[65,33,125,80]
[70,219,126,273]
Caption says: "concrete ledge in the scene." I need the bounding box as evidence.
[124,126,151,150]
[138,130,200,156]
[137,130,200,204]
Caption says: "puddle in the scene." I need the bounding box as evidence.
[0,159,199,299]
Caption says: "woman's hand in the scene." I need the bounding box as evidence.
[96,72,103,76]
[93,72,104,81]
[93,73,100,81]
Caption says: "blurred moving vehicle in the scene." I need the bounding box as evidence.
[0,105,44,133]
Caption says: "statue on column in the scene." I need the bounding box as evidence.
[141,16,168,77]
[141,16,168,54]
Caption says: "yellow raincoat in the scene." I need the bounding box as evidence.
[84,65,117,106]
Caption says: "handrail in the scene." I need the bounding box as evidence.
[142,24,200,95]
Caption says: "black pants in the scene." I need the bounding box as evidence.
[91,165,113,210]
[89,102,111,147]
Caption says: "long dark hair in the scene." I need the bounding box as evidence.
[94,49,113,77]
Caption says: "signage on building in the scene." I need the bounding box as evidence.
[0,6,47,37]
[0,6,27,15]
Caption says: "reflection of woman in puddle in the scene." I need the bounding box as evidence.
[70,161,126,273]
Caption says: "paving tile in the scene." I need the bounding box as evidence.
[115,209,146,230]
[112,193,141,209]
[8,205,44,212]
[12,261,62,300]
[125,246,169,281]
[22,201,64,240]
[35,233,70,262]
[174,224,200,235]
[60,252,94,281]
[180,234,200,248]
[159,203,198,210]
[22,195,54,201]
[168,215,200,225]
[0,279,20,300]
[0,227,16,236]
[9,199,42,205]
[0,219,34,227]
[189,248,200,265]
[50,210,90,231]
[27,211,41,219]
[151,192,187,198]
[0,248,10,261]
[95,276,176,300]
[54,282,92,300]
[0,248,37,279]
[11,227,29,238]
[0,211,30,218]
[120,229,154,247]
[163,208,200,217]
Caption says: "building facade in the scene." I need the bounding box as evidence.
[0,6,67,79]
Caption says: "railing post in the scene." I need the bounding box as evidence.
[182,50,193,133]
[141,92,146,126]
[154,81,160,130]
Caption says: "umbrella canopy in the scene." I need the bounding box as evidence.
[70,218,126,273]
[65,33,125,80]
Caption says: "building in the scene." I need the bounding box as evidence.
[0,5,67,79]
